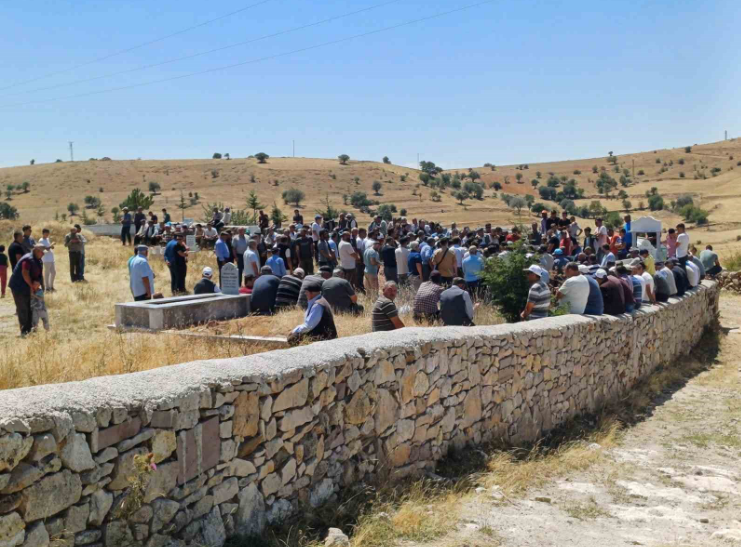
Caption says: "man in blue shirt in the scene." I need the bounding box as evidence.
[265,247,287,277]
[420,237,434,281]
[622,214,632,252]
[121,207,133,246]
[214,232,232,283]
[164,236,180,294]
[129,246,155,301]
[288,279,337,345]
[462,246,485,295]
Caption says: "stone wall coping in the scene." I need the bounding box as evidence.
[0,281,715,431]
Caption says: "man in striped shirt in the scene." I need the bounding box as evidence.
[372,281,405,332]
[274,268,305,309]
[521,265,551,321]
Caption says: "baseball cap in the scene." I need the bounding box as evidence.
[578,265,590,275]
[594,268,608,279]
[202,267,213,278]
[523,265,544,277]
[136,245,149,253]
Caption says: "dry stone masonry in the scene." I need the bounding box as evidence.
[0,282,720,547]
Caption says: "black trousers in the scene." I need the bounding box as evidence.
[12,291,32,335]
[355,262,365,293]
[121,225,132,245]
[300,257,314,276]
[69,251,82,282]
[176,264,187,293]
[237,255,245,286]
[134,293,151,302]
[168,264,178,293]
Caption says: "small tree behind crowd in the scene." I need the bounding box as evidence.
[148,181,161,195]
[481,245,538,322]
[120,189,154,211]
[282,188,306,207]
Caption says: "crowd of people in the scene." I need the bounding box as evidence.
[3,206,723,339]
[126,207,723,345]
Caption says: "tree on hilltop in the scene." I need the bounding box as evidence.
[254,152,269,164]
[213,153,222,159]
[382,156,391,164]
[338,154,350,165]
[372,181,382,195]
[148,181,161,195]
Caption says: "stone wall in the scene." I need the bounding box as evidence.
[0,282,720,547]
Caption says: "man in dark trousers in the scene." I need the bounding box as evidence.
[64,226,84,282]
[9,244,45,336]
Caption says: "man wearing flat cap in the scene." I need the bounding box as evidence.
[288,278,337,345]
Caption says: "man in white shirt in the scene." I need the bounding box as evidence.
[452,237,465,277]
[685,258,700,287]
[595,218,609,261]
[395,237,410,285]
[338,232,359,285]
[632,259,655,303]
[311,215,322,243]
[675,223,690,269]
[556,262,590,314]
[243,240,261,281]
[39,228,56,291]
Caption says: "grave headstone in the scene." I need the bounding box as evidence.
[186,235,199,252]
[220,263,240,295]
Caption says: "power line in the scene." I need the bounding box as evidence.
[1,0,497,110]
[0,0,275,92]
[2,0,402,98]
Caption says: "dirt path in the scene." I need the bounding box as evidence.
[418,295,741,547]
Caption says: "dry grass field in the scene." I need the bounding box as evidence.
[1,138,741,390]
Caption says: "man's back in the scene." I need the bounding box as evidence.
[671,266,688,296]
[440,285,472,326]
[321,277,355,312]
[251,275,280,313]
[700,250,718,271]
[414,281,444,315]
[275,275,303,308]
[600,277,625,315]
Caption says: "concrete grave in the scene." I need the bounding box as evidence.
[115,293,250,330]
[220,263,240,295]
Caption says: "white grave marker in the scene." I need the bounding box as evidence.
[186,235,199,251]
[220,263,240,295]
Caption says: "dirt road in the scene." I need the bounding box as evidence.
[418,295,741,547]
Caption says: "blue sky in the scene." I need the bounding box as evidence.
[2,0,738,169]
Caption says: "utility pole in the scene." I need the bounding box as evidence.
[292,140,295,158]
[725,130,728,141]
[69,141,74,162]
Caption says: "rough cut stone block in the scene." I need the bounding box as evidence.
[150,411,178,429]
[60,433,95,473]
[93,418,141,453]
[232,393,259,438]
[201,418,220,473]
[0,435,33,473]
[18,470,82,522]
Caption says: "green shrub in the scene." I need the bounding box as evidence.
[724,251,741,272]
[481,246,538,322]
[648,194,664,211]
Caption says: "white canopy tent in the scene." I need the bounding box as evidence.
[630,216,666,260]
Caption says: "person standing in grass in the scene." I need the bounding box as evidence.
[8,231,25,271]
[9,245,45,336]
[64,226,84,282]
[121,207,133,246]
[39,228,56,292]
[21,225,36,253]
[74,224,88,281]
[0,245,7,298]
[363,239,381,299]
[174,234,188,293]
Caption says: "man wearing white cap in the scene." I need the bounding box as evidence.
[129,246,155,301]
[521,265,550,321]
[594,268,625,315]
[194,267,221,295]
[556,262,590,314]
